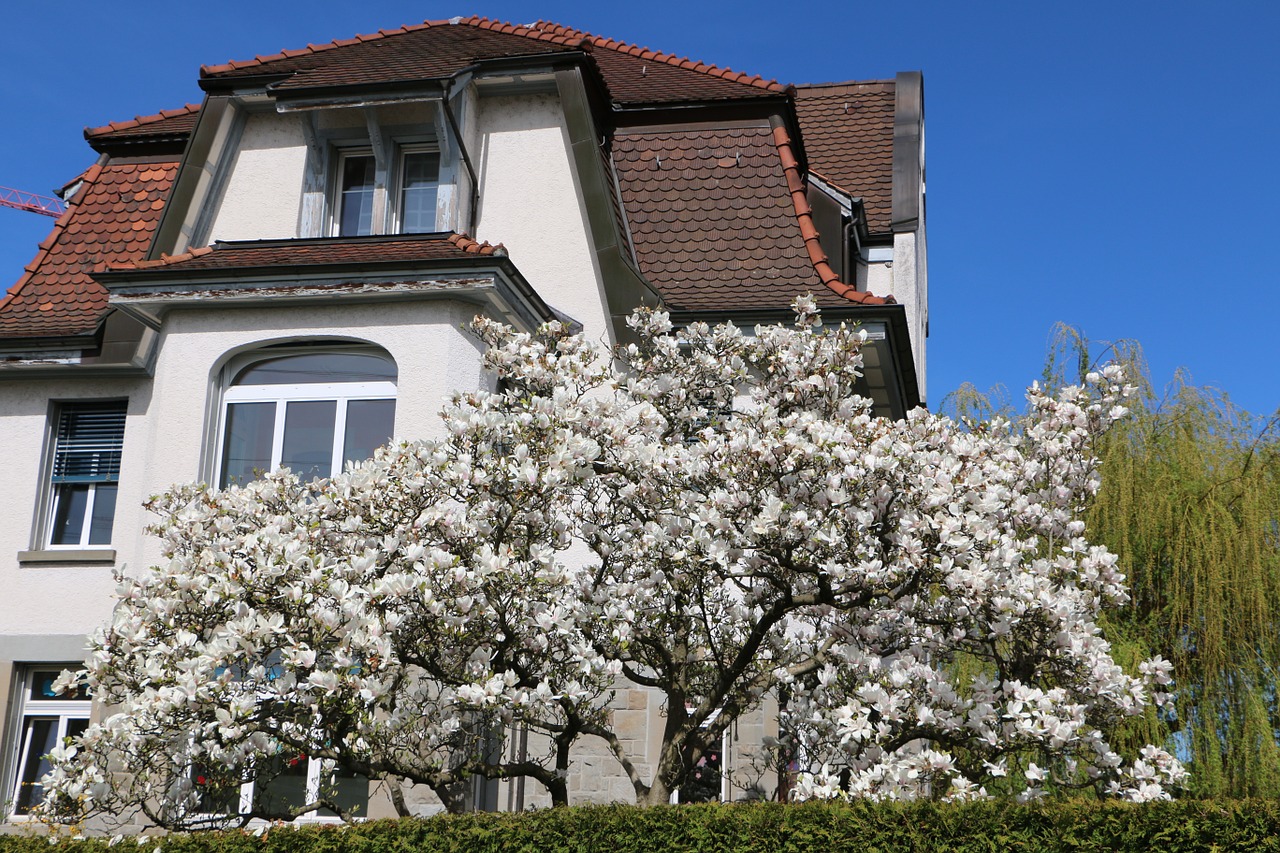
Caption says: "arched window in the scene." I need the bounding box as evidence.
[217,346,396,488]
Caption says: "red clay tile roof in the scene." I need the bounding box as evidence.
[773,124,891,305]
[84,104,201,142]
[0,160,179,339]
[793,81,895,233]
[200,17,783,105]
[612,123,889,311]
[612,125,808,310]
[106,233,504,275]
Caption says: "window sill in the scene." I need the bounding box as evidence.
[17,549,116,565]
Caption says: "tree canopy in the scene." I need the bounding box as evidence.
[42,305,1181,829]
[950,325,1280,798]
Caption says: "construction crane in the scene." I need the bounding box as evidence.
[0,186,66,218]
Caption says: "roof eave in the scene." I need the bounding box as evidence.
[95,250,566,334]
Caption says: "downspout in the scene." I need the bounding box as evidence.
[440,76,480,234]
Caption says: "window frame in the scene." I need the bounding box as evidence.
[389,143,442,235]
[36,400,127,551]
[191,752,369,824]
[4,666,91,821]
[328,140,442,238]
[213,346,397,489]
[332,148,378,238]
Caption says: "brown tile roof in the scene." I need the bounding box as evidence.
[612,124,890,312]
[107,233,504,275]
[200,17,783,105]
[84,104,201,143]
[0,159,178,339]
[613,125,809,310]
[793,81,896,233]
[773,124,890,305]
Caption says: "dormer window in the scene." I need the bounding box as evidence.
[332,144,442,237]
[336,152,376,236]
[398,148,441,233]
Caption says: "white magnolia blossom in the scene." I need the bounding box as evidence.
[40,299,1183,827]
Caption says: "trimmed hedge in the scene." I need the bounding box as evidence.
[4,800,1280,853]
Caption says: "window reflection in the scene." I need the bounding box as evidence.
[220,350,396,488]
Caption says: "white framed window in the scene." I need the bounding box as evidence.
[335,150,376,237]
[193,752,368,822]
[395,147,441,234]
[44,401,126,548]
[216,348,396,488]
[6,667,91,818]
[332,145,441,238]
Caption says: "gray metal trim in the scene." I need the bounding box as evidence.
[891,71,924,234]
[0,363,150,378]
[554,68,661,340]
[16,550,117,565]
[188,106,249,250]
[149,95,231,259]
[0,636,90,662]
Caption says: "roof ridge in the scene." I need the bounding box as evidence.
[771,124,894,306]
[512,18,785,93]
[445,231,504,256]
[199,21,437,77]
[110,244,215,272]
[795,79,895,90]
[0,161,106,315]
[109,233,504,271]
[84,103,202,138]
[198,16,785,95]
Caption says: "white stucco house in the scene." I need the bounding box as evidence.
[0,16,927,821]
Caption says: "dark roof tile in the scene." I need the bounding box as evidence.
[201,17,783,105]
[0,160,179,339]
[108,232,504,274]
[794,81,895,233]
[84,104,202,142]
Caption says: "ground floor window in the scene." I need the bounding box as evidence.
[194,752,368,821]
[217,349,396,488]
[6,667,90,817]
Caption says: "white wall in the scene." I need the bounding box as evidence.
[473,93,612,345]
[0,376,148,638]
[0,299,487,644]
[206,111,308,243]
[892,230,927,406]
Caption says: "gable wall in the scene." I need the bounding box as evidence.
[472,93,612,343]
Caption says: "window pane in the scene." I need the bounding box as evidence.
[233,353,397,386]
[52,402,126,483]
[88,484,117,545]
[256,754,310,818]
[400,151,440,234]
[29,671,89,701]
[339,155,375,237]
[221,402,277,488]
[49,484,88,545]
[14,718,58,814]
[316,767,368,818]
[281,401,336,481]
[343,399,396,467]
[192,762,239,816]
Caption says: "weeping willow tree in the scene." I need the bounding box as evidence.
[946,324,1280,797]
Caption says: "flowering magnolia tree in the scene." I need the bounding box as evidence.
[41,299,1184,828]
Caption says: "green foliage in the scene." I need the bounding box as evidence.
[951,323,1280,799]
[7,801,1280,853]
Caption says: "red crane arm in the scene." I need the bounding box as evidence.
[0,186,66,218]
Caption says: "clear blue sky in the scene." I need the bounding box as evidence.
[2,1,1276,415]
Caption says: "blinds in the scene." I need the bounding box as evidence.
[51,402,126,483]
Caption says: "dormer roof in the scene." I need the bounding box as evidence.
[199,17,785,105]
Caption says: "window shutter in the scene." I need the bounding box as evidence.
[51,402,126,483]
